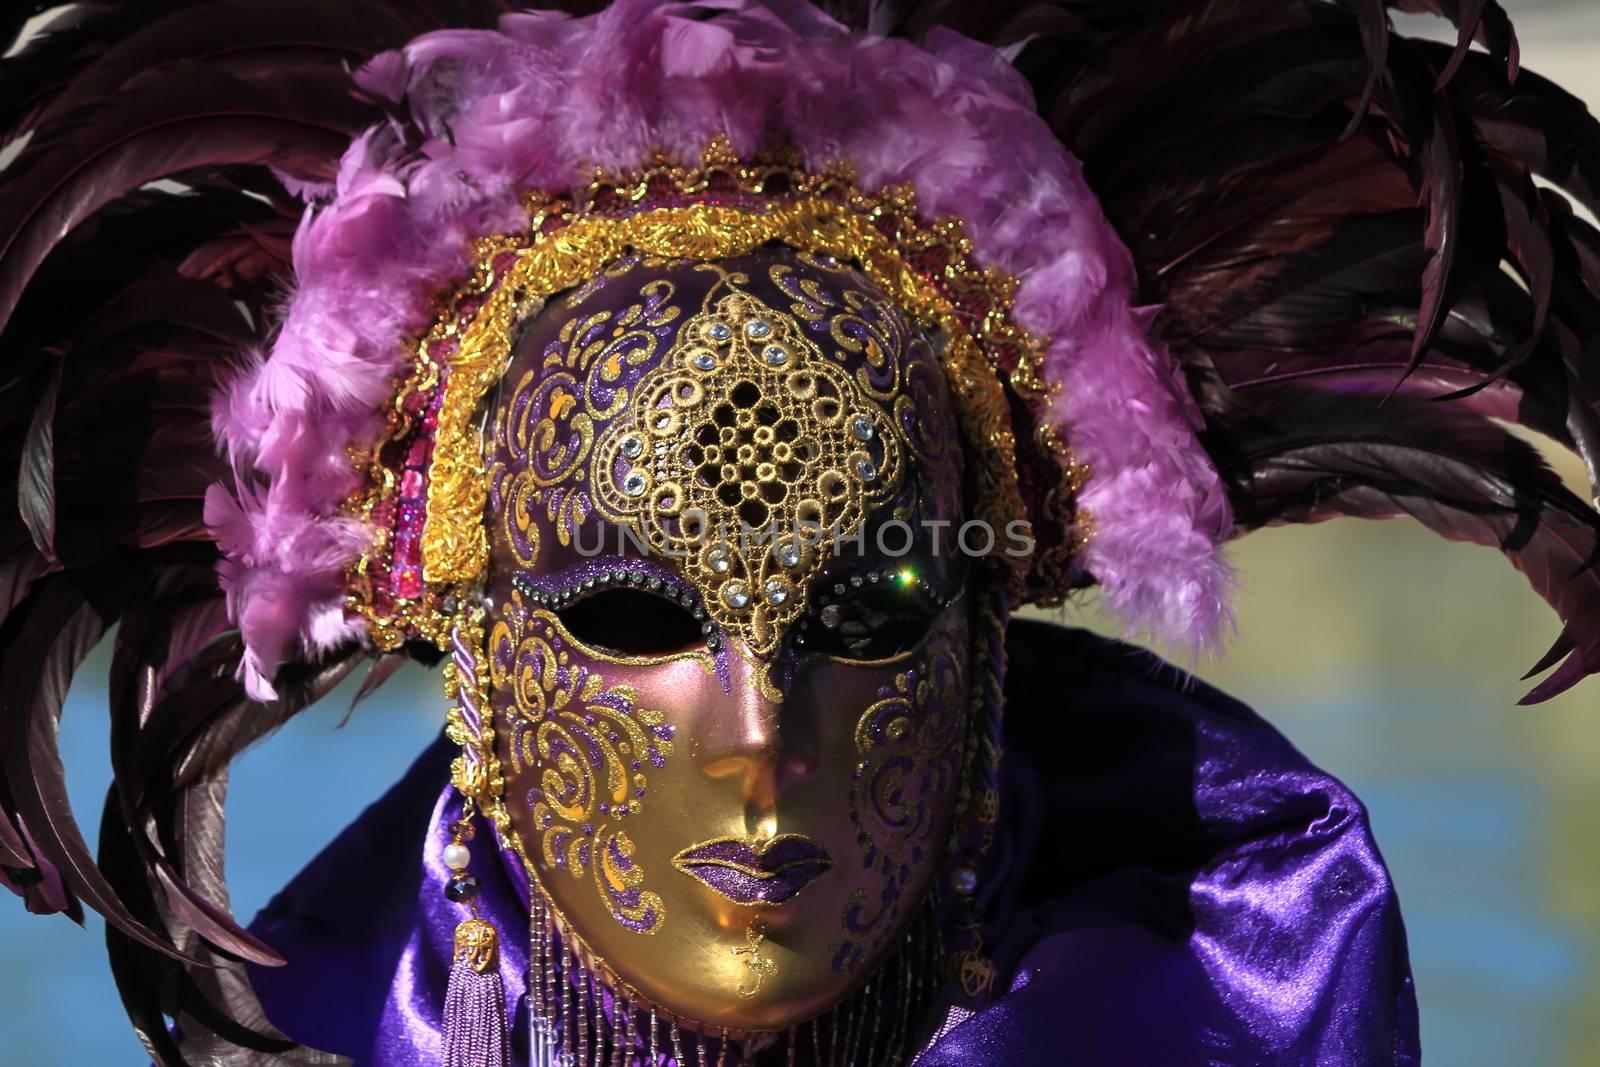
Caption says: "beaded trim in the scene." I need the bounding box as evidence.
[509,568,724,653]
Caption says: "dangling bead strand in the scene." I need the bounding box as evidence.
[671,1020,688,1067]
[577,958,591,1066]
[439,813,511,1067]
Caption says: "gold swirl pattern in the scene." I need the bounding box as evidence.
[831,610,968,972]
[489,587,675,934]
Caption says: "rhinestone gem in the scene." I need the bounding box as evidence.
[623,471,648,496]
[746,319,772,339]
[444,873,481,903]
[763,579,789,606]
[850,415,874,441]
[708,547,731,573]
[819,604,843,629]
[854,457,877,481]
[763,345,788,366]
[708,322,732,341]
[722,582,751,609]
[950,867,979,895]
[774,542,802,568]
[621,434,644,459]
[693,351,717,371]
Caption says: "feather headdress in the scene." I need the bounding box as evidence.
[0,0,1596,1061]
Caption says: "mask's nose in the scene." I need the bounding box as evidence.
[694,638,817,837]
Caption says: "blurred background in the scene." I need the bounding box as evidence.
[4,1,1600,1064]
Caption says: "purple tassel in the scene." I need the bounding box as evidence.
[443,917,512,1067]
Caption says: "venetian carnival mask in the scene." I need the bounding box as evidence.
[484,250,975,1033]
[337,148,1083,1062]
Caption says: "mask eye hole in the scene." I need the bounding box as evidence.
[798,576,959,662]
[557,589,704,657]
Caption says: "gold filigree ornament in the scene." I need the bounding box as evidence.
[589,269,905,658]
[451,916,501,975]
[345,141,1084,659]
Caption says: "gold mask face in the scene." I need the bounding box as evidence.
[485,250,972,1032]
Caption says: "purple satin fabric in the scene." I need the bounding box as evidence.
[248,623,1419,1065]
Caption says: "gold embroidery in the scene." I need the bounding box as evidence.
[493,278,683,564]
[439,197,1019,576]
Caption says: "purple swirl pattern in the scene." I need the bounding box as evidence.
[488,588,676,934]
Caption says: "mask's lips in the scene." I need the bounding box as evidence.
[671,834,833,905]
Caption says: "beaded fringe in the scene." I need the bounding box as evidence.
[527,890,942,1067]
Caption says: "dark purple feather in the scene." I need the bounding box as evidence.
[16,357,60,560]
[1382,40,1461,373]
[1344,0,1390,139]
[0,577,196,958]
[0,62,352,333]
[1213,385,1600,700]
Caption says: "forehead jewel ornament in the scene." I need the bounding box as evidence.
[584,269,909,660]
